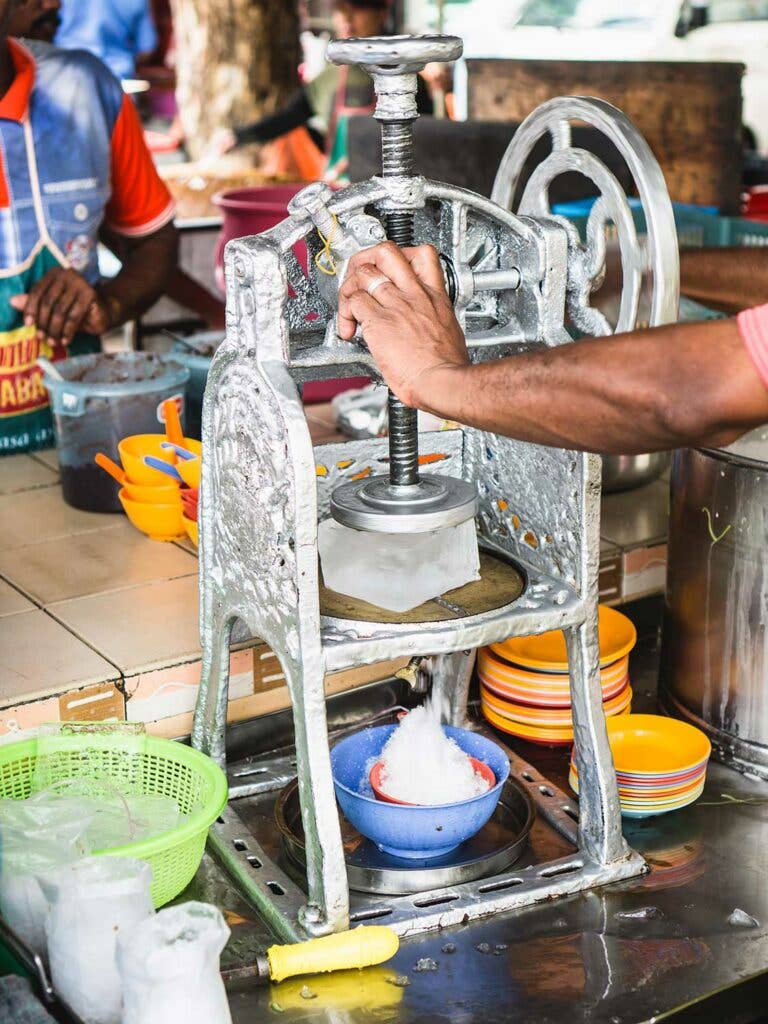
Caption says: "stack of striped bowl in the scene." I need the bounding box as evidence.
[479,606,636,745]
[570,714,711,819]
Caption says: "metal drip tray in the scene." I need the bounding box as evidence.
[275,776,535,896]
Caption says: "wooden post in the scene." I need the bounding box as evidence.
[171,0,301,161]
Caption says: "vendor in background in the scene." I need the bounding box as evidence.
[53,0,157,81]
[0,0,177,454]
[212,0,434,182]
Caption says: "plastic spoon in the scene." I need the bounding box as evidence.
[142,455,184,482]
[36,356,64,381]
[162,397,184,449]
[160,441,196,461]
[94,453,127,486]
[160,329,216,356]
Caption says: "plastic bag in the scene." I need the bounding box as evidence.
[117,902,232,1024]
[39,856,154,1024]
[0,798,92,956]
[30,781,181,850]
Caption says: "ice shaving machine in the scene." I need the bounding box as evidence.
[192,33,679,939]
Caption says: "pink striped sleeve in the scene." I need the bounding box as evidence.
[737,304,768,389]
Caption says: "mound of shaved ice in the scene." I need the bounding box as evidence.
[377,700,492,805]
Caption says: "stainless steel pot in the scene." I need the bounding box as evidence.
[601,452,670,493]
[660,429,768,778]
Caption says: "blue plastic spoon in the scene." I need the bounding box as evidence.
[143,455,184,482]
[160,441,196,461]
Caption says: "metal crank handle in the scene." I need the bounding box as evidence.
[440,254,521,306]
[327,35,463,75]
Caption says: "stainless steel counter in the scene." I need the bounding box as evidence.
[182,605,768,1023]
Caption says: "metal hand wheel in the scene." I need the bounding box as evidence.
[327,35,463,75]
[491,96,679,337]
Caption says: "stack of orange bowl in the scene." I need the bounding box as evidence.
[479,606,636,745]
[173,438,201,547]
[570,714,710,819]
[111,434,190,542]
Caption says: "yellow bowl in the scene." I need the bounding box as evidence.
[119,434,178,486]
[603,714,711,776]
[177,438,202,489]
[122,479,180,504]
[491,606,637,672]
[119,488,185,541]
[182,513,198,547]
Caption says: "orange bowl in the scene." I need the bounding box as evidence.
[369,758,496,806]
[182,513,198,547]
[122,479,180,504]
[119,488,185,541]
[119,434,177,486]
[176,439,202,489]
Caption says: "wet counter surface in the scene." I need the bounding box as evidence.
[182,606,768,1024]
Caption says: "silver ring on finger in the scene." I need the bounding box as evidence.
[366,275,390,298]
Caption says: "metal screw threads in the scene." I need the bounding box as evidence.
[380,119,419,486]
[381,121,416,179]
[388,393,419,486]
[386,211,414,246]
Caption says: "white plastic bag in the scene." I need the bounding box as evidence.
[0,799,92,956]
[21,779,181,851]
[39,856,154,1024]
[117,901,232,1024]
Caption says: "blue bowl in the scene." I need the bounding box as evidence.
[330,724,510,860]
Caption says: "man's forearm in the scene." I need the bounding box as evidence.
[681,247,768,313]
[98,221,179,327]
[335,242,768,454]
[419,319,768,454]
[234,90,313,147]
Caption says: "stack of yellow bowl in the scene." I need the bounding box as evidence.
[570,714,710,818]
[479,606,636,745]
[114,434,199,542]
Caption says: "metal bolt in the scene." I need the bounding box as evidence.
[376,85,420,487]
[287,182,336,238]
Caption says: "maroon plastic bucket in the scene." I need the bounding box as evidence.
[213,184,308,291]
[213,183,368,404]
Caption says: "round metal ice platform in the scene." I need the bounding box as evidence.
[275,776,534,896]
[319,550,526,624]
[330,473,478,534]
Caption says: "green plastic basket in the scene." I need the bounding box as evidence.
[0,735,228,908]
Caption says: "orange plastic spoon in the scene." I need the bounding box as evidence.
[163,397,184,449]
[95,452,127,486]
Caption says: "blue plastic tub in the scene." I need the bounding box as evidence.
[171,332,223,441]
[41,353,189,512]
[330,724,510,860]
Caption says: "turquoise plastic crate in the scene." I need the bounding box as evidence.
[552,198,768,249]
[727,219,768,247]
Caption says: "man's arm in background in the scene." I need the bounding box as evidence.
[680,247,768,313]
[97,91,178,326]
[97,220,178,328]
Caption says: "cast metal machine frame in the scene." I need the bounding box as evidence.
[192,33,679,940]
